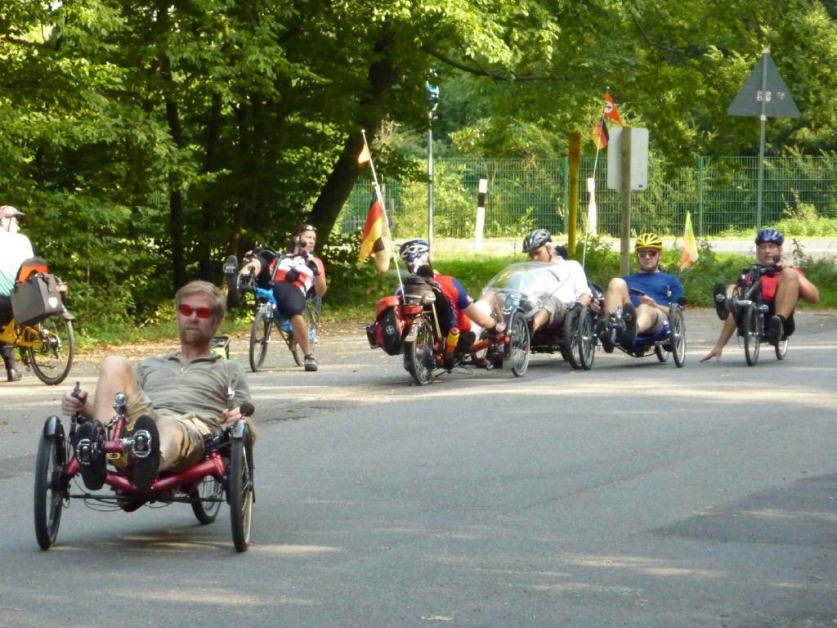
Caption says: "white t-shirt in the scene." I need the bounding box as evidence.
[527,258,591,305]
[0,232,34,296]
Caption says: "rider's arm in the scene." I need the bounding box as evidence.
[61,387,92,418]
[701,315,737,362]
[313,268,327,297]
[570,262,593,307]
[463,302,498,330]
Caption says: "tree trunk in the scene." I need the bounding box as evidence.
[198,92,223,279]
[165,99,187,290]
[309,33,398,241]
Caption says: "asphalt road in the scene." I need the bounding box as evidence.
[0,309,835,627]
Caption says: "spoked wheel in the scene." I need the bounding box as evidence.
[742,306,761,366]
[249,305,272,372]
[506,311,531,377]
[575,308,596,371]
[669,306,686,368]
[27,315,75,385]
[404,317,436,386]
[562,306,581,369]
[279,320,305,367]
[190,475,224,524]
[228,427,255,552]
[655,345,669,362]
[34,421,69,550]
[775,336,789,360]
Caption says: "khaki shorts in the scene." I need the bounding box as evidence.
[645,307,668,334]
[539,296,569,326]
[126,393,210,472]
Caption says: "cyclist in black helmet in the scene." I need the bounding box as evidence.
[702,227,819,362]
[233,225,327,371]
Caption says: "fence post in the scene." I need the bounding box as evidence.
[567,136,580,256]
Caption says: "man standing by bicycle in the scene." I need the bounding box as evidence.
[233,224,327,371]
[0,205,34,382]
[597,232,684,350]
[701,228,819,362]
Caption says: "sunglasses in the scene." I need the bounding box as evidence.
[637,250,660,258]
[178,304,214,319]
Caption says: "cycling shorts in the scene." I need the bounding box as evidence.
[273,280,307,318]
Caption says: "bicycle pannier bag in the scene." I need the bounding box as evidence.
[11,272,63,326]
[366,295,404,355]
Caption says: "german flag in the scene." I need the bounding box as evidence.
[592,119,608,149]
[359,198,391,272]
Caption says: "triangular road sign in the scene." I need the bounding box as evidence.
[728,50,800,118]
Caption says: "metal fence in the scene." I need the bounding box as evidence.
[340,155,836,239]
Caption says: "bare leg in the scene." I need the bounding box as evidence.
[773,268,800,318]
[532,310,549,333]
[291,314,311,355]
[604,278,629,314]
[635,305,659,334]
[91,356,143,422]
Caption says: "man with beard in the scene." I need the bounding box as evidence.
[61,281,252,493]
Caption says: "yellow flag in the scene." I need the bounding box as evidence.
[679,211,699,270]
[357,143,371,165]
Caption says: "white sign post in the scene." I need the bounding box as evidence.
[474,178,488,251]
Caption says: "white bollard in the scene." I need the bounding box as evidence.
[475,178,488,251]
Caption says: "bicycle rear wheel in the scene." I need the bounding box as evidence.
[249,306,272,372]
[27,315,74,385]
[404,317,436,385]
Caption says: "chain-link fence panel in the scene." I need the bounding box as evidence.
[340,155,835,240]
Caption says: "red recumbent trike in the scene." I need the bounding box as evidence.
[33,391,255,552]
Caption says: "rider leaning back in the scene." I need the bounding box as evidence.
[61,281,253,498]
[701,228,819,362]
[598,232,684,349]
[399,239,501,354]
[237,224,327,372]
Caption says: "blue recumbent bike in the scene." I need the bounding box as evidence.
[225,252,321,372]
[594,286,686,367]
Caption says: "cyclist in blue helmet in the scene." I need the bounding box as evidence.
[702,227,819,362]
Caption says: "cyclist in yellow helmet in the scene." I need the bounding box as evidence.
[597,232,684,350]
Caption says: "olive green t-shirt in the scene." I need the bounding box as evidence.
[136,353,251,431]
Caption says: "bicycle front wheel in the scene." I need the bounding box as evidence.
[742,307,760,366]
[27,315,75,386]
[249,306,272,372]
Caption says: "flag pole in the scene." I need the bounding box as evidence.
[361,129,403,294]
[583,100,607,269]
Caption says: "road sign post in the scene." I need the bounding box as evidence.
[727,49,799,229]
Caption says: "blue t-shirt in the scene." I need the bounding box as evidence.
[623,271,684,307]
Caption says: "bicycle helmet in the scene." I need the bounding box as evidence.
[635,232,664,251]
[399,239,431,274]
[522,229,551,253]
[755,228,784,245]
